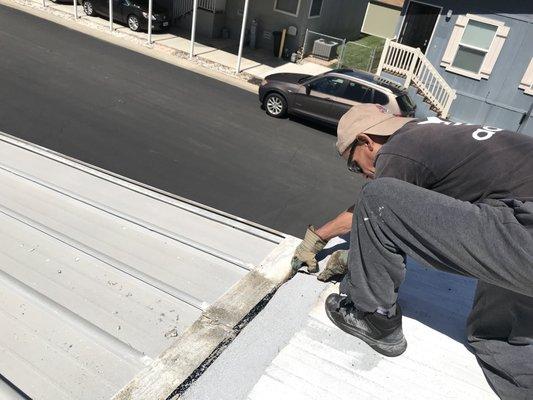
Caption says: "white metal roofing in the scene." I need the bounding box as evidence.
[0,132,284,400]
[248,239,498,400]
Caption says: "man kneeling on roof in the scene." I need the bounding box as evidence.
[291,104,533,400]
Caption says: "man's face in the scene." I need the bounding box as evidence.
[354,143,376,179]
[342,134,380,179]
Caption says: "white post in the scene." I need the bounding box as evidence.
[189,0,199,59]
[147,0,153,45]
[337,39,346,69]
[73,0,78,19]
[404,49,418,88]
[376,38,389,76]
[42,0,45,7]
[441,90,456,119]
[236,0,250,73]
[109,0,113,31]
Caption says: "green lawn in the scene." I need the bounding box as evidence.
[338,35,386,73]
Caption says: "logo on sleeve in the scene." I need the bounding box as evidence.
[417,117,502,141]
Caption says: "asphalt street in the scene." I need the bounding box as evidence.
[0,5,364,236]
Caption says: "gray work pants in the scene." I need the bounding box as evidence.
[340,177,533,399]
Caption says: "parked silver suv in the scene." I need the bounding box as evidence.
[258,69,416,125]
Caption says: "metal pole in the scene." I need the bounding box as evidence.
[42,0,45,7]
[147,0,153,45]
[236,0,250,73]
[376,38,389,76]
[73,0,78,19]
[109,0,113,31]
[336,39,346,69]
[368,47,375,72]
[189,0,198,59]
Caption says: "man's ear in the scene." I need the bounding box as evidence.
[365,134,388,152]
[358,134,373,150]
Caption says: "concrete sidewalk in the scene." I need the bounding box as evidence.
[7,0,330,82]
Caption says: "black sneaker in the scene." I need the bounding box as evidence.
[325,293,407,357]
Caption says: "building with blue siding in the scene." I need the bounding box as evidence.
[387,0,532,134]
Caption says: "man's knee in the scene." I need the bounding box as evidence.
[360,177,405,208]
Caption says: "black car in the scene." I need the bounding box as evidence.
[82,0,170,32]
[258,69,416,126]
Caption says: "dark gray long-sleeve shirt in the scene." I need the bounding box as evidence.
[375,117,533,203]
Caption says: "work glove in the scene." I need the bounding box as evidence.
[291,225,326,273]
[317,249,348,282]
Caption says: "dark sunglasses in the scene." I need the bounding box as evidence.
[347,140,363,174]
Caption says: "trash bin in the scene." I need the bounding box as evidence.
[272,31,282,57]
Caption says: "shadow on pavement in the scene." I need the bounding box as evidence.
[255,102,338,136]
[288,115,337,136]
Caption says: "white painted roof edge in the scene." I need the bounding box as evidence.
[112,237,301,400]
[0,131,286,244]
[0,375,26,400]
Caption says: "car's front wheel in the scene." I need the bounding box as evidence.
[264,92,287,118]
[82,0,95,16]
[128,14,141,31]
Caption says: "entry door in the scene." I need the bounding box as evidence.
[399,1,440,54]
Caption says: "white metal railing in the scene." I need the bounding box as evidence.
[173,0,220,19]
[376,38,457,118]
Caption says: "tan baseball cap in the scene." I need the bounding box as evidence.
[336,104,415,155]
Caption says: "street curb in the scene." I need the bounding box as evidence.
[111,236,300,400]
[0,0,261,93]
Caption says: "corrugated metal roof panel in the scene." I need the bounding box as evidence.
[0,133,283,400]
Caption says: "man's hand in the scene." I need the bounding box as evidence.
[291,226,326,273]
[317,249,348,281]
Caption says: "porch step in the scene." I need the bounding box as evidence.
[407,86,436,118]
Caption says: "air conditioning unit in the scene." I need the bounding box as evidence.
[312,39,338,60]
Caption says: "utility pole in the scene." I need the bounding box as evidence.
[109,0,113,31]
[147,0,153,45]
[189,0,198,59]
[236,0,250,73]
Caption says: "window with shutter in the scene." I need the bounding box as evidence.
[440,14,509,80]
[308,0,323,18]
[519,58,533,96]
[273,0,301,16]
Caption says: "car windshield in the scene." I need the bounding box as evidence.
[396,94,416,113]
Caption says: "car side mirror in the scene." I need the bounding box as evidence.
[305,85,311,95]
